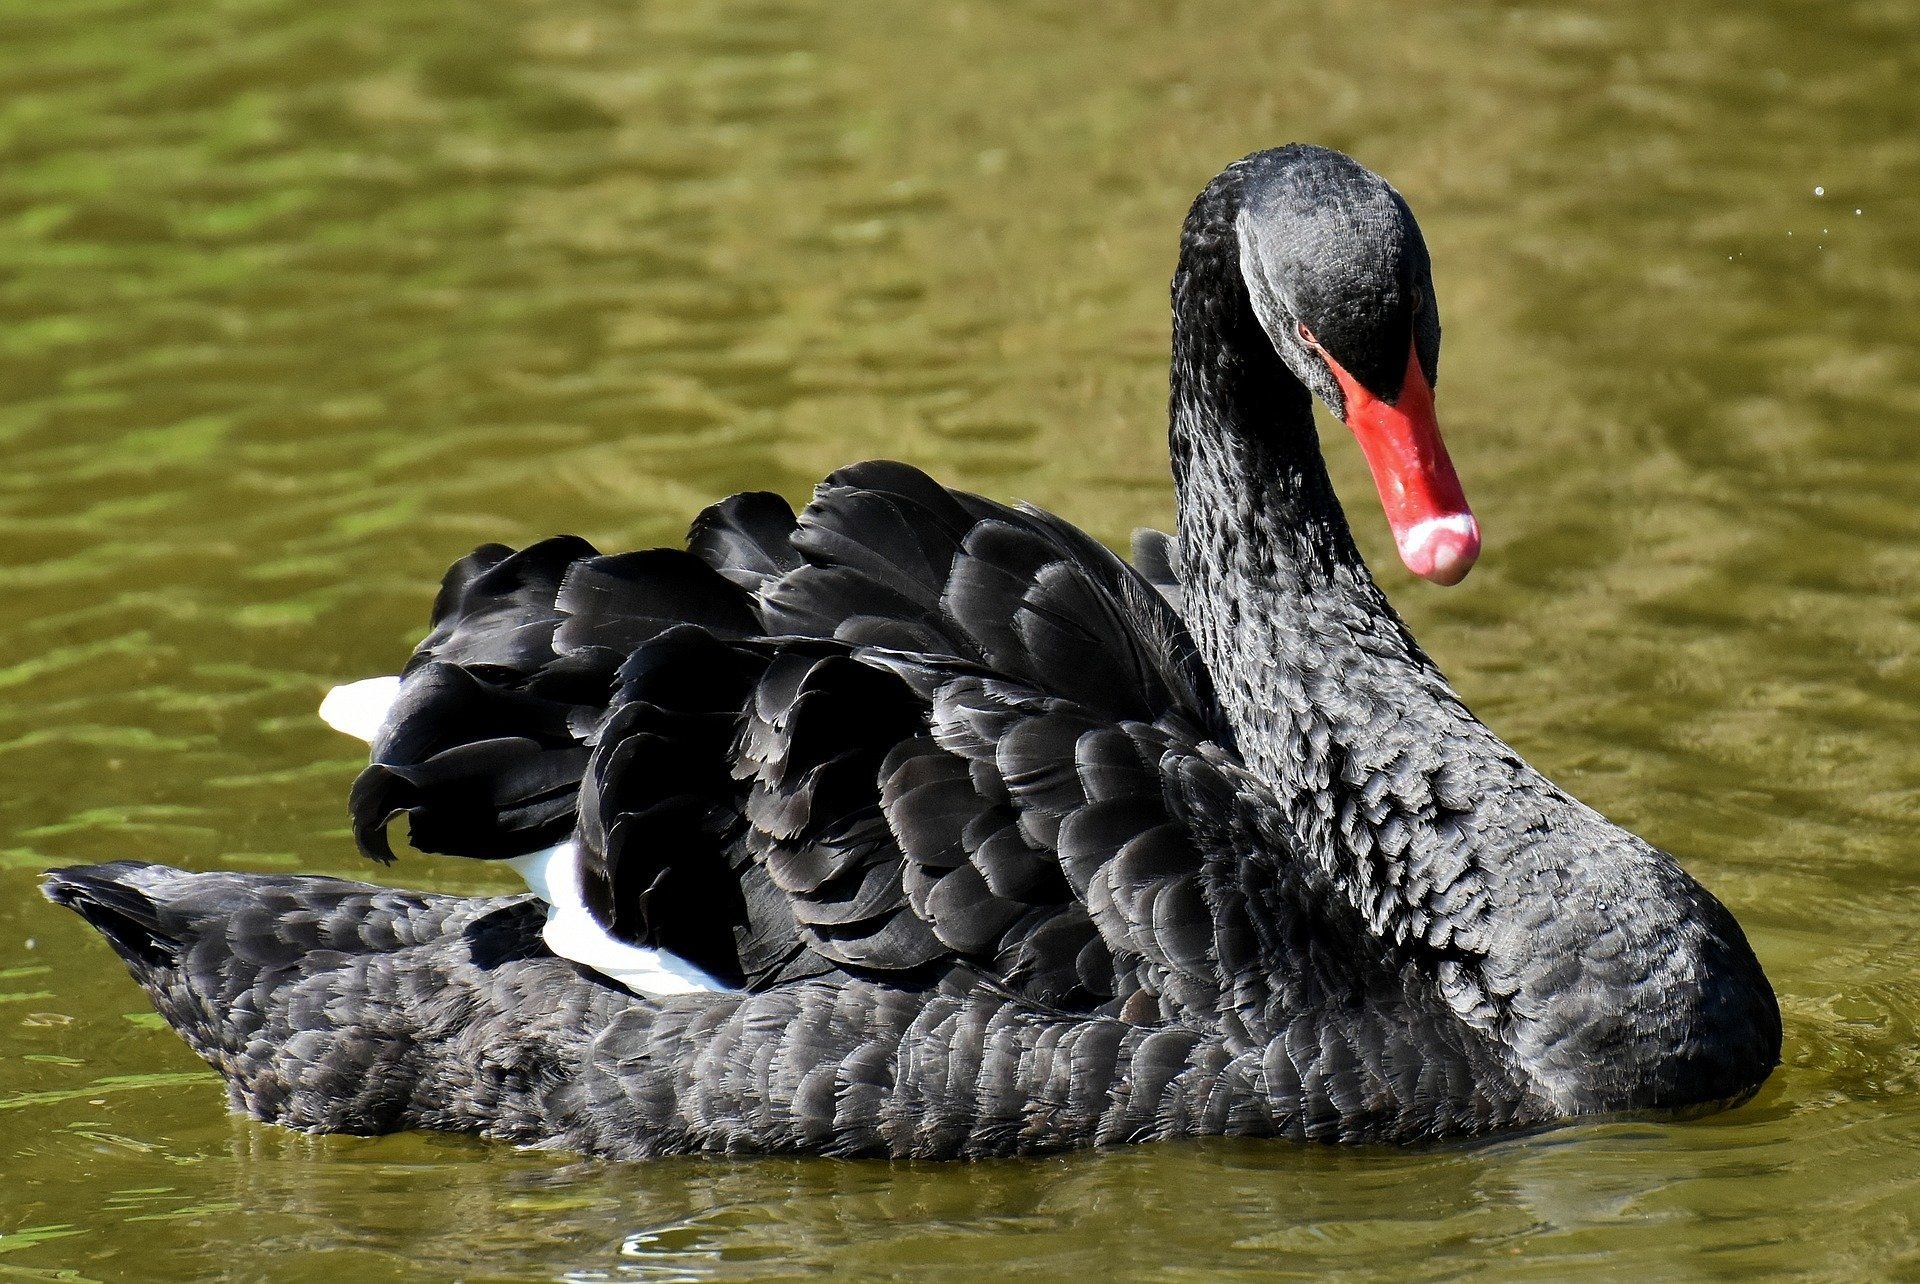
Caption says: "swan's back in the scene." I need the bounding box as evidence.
[353,460,1381,1028]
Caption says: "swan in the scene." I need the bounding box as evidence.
[44,145,1779,1159]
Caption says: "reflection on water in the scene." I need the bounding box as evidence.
[2,0,1917,1277]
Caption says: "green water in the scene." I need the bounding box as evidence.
[2,0,1916,1276]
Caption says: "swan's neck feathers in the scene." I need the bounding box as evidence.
[321,677,730,997]
[505,843,733,996]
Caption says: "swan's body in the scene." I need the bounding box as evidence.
[45,146,1779,1159]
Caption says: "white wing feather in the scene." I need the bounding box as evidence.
[319,676,402,744]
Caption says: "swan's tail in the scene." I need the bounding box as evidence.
[43,862,184,973]
[41,863,600,1140]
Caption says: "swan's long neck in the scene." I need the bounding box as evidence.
[1167,183,1438,791]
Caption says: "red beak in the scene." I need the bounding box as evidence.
[1323,342,1479,585]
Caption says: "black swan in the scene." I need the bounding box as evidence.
[44,145,1779,1159]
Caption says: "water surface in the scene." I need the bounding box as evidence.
[3,0,1918,1276]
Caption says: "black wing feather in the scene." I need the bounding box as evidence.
[350,541,757,864]
[359,459,1314,1028]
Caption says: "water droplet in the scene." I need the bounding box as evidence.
[1814,186,1825,196]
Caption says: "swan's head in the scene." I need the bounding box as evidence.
[1233,145,1477,586]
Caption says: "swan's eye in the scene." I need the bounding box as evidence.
[1295,320,1318,347]
[1409,284,1425,315]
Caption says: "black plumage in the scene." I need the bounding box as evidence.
[46,144,1780,1160]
